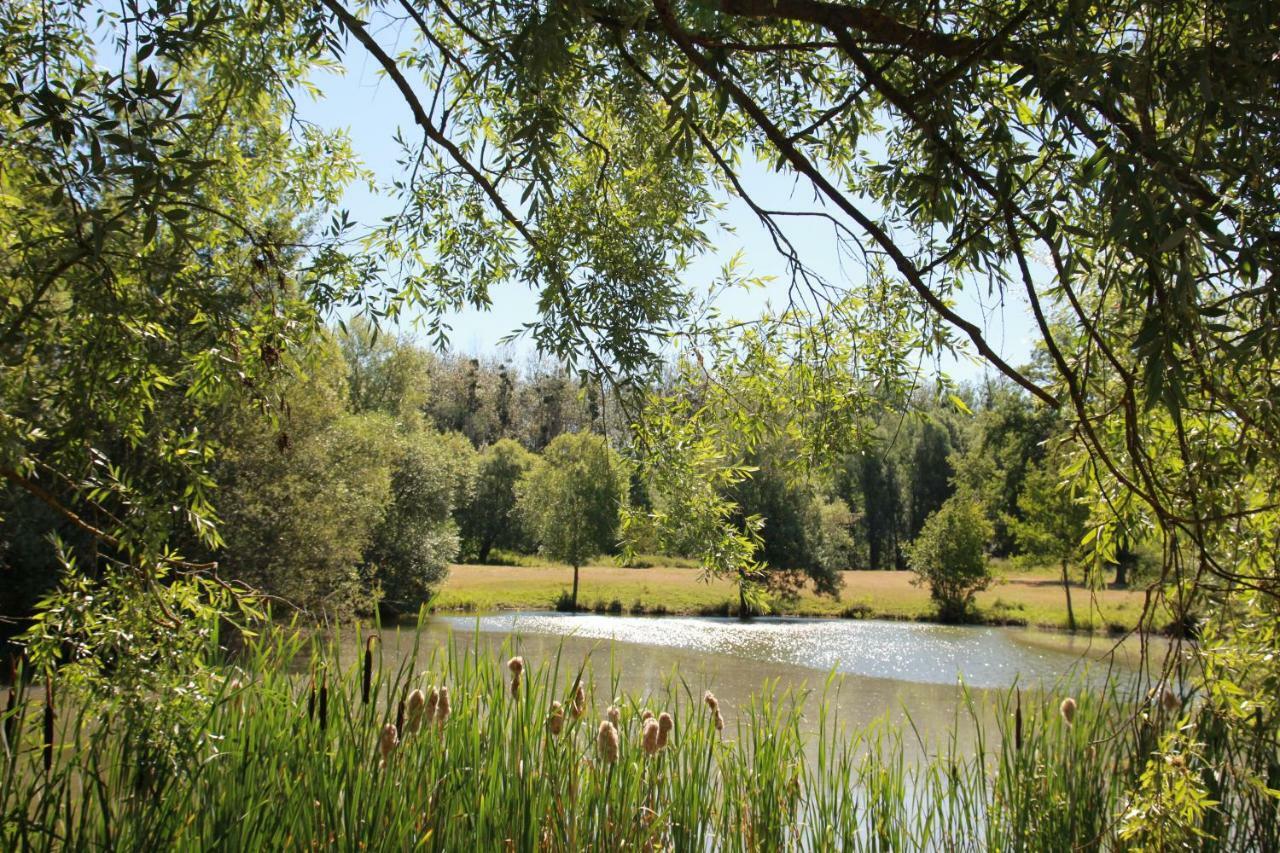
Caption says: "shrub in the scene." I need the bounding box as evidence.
[907,496,993,622]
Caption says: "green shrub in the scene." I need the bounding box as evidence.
[907,496,993,622]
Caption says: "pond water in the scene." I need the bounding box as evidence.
[362,613,1155,752]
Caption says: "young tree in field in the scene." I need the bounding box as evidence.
[517,433,624,610]
[458,439,536,563]
[907,496,993,623]
[1010,457,1091,632]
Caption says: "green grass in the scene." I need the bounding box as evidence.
[4,623,1272,850]
[431,560,1163,633]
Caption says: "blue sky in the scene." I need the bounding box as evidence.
[296,56,1039,385]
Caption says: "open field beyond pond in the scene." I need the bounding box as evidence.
[431,561,1157,633]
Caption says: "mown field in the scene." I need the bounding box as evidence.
[430,559,1158,633]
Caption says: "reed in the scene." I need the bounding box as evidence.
[0,623,1274,851]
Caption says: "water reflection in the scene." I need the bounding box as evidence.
[357,614,1151,754]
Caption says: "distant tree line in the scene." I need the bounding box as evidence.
[3,319,1148,627]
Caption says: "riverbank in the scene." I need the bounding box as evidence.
[430,561,1158,633]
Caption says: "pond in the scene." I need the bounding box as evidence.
[362,613,1157,753]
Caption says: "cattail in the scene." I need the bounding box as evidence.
[362,637,376,705]
[597,720,619,764]
[396,697,406,734]
[1014,689,1023,751]
[607,705,621,727]
[406,689,426,734]
[4,657,17,749]
[1060,697,1077,726]
[319,674,329,732]
[379,723,399,765]
[641,718,660,756]
[43,675,54,774]
[307,677,316,721]
[1161,687,1181,714]
[427,687,440,725]
[657,712,673,749]
[436,686,451,727]
[704,691,723,732]
[641,709,654,722]
[548,701,565,735]
[508,657,524,699]
[572,681,586,719]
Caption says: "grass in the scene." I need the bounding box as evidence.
[7,623,1269,850]
[431,558,1159,633]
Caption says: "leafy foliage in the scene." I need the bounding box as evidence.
[907,496,994,622]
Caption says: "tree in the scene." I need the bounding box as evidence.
[517,432,624,610]
[365,429,475,613]
[1010,457,1092,631]
[216,342,396,615]
[458,439,535,563]
[907,496,993,623]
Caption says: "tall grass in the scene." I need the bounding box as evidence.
[0,623,1275,850]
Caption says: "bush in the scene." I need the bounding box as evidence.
[907,496,993,622]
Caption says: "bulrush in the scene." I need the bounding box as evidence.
[406,689,426,734]
[641,718,660,756]
[508,657,524,699]
[437,686,451,728]
[1060,697,1078,726]
[319,674,329,732]
[427,687,440,725]
[657,712,673,750]
[607,705,621,727]
[1014,690,1023,751]
[704,691,724,733]
[1161,687,1181,714]
[571,681,586,719]
[640,710,654,722]
[379,723,399,766]
[548,701,565,735]
[362,636,377,705]
[42,675,54,774]
[597,719,619,764]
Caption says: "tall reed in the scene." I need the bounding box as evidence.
[0,622,1274,851]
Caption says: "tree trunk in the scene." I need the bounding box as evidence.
[1113,558,1128,588]
[1061,559,1077,632]
[478,540,491,564]
[738,580,748,620]
[571,563,580,612]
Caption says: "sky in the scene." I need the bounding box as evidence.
[295,49,1040,386]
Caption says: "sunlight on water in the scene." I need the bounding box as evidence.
[432,613,1139,690]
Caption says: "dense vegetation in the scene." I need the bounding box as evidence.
[4,629,1275,851]
[2,0,1278,845]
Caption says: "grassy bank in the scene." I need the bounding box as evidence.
[431,560,1158,633]
[7,627,1259,850]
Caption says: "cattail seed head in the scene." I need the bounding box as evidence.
[597,720,619,764]
[1161,687,1181,713]
[572,681,586,719]
[548,701,565,735]
[427,687,440,725]
[319,676,329,732]
[362,637,376,705]
[657,711,673,749]
[1014,689,1023,751]
[436,686,451,727]
[607,705,621,726]
[307,678,316,721]
[703,691,719,713]
[379,723,398,763]
[641,719,660,756]
[406,689,426,734]
[1060,697,1077,726]
[641,709,654,722]
[396,698,405,733]
[508,657,524,699]
[713,710,724,733]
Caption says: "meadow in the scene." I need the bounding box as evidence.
[431,560,1157,633]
